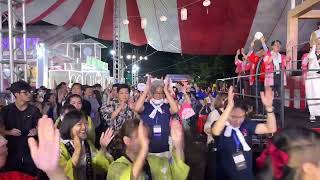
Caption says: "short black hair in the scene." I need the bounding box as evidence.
[117,84,130,93]
[71,83,82,90]
[43,93,55,103]
[60,110,86,140]
[233,99,248,112]
[271,40,282,46]
[56,82,67,90]
[65,94,82,104]
[93,84,102,88]
[83,85,92,92]
[7,80,32,95]
[112,83,119,89]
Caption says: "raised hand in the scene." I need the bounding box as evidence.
[171,120,184,150]
[100,128,114,149]
[236,49,240,55]
[8,128,21,136]
[73,133,82,149]
[28,115,60,172]
[260,87,274,108]
[227,86,235,108]
[145,76,151,93]
[138,121,149,149]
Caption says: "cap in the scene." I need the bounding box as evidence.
[7,80,32,94]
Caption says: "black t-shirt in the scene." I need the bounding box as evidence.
[1,103,42,176]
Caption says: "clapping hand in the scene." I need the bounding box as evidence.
[28,115,60,172]
[227,86,235,108]
[138,121,150,149]
[8,128,21,136]
[100,128,114,150]
[236,49,240,56]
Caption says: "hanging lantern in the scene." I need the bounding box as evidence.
[254,32,264,40]
[122,19,129,25]
[203,0,211,7]
[141,18,147,29]
[160,15,167,22]
[181,8,187,21]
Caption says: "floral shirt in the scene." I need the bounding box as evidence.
[100,100,134,132]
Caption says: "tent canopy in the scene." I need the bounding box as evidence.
[1,0,318,55]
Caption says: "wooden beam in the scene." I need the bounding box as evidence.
[288,0,320,18]
[287,16,298,70]
[299,10,320,18]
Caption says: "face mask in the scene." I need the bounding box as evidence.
[151,98,164,105]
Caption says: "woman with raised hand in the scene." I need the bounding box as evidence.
[59,111,114,180]
[107,118,189,180]
[133,76,179,154]
[212,86,277,180]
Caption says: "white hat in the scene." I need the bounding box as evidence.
[137,83,146,92]
[254,32,264,40]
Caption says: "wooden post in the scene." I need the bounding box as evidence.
[287,0,320,70]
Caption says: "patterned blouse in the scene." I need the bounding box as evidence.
[100,100,134,132]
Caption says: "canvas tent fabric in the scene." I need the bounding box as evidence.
[0,0,318,55]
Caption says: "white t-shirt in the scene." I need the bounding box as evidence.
[204,109,221,144]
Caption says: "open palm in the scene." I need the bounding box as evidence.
[100,128,114,148]
[28,115,60,172]
[260,87,274,107]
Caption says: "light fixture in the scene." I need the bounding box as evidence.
[139,56,143,60]
[141,18,147,29]
[37,43,45,57]
[144,56,148,60]
[160,16,167,22]
[120,55,123,59]
[132,64,140,72]
[181,8,187,21]
[122,19,130,25]
[203,0,211,7]
[132,55,136,59]
[110,50,115,55]
[127,55,132,59]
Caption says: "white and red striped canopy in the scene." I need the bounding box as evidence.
[1,0,318,55]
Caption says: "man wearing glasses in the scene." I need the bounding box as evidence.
[0,80,42,176]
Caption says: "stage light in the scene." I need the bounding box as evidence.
[127,55,131,59]
[181,8,187,21]
[203,0,211,7]
[110,50,115,55]
[160,16,167,22]
[144,56,148,60]
[122,19,129,25]
[132,55,136,59]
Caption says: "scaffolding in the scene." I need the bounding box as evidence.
[0,0,27,91]
[112,0,124,83]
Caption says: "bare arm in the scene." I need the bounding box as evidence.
[255,87,277,134]
[133,91,147,113]
[211,87,234,136]
[132,122,149,180]
[164,78,179,114]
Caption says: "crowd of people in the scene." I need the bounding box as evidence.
[0,73,318,180]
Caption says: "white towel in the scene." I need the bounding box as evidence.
[224,124,251,151]
[149,98,164,119]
